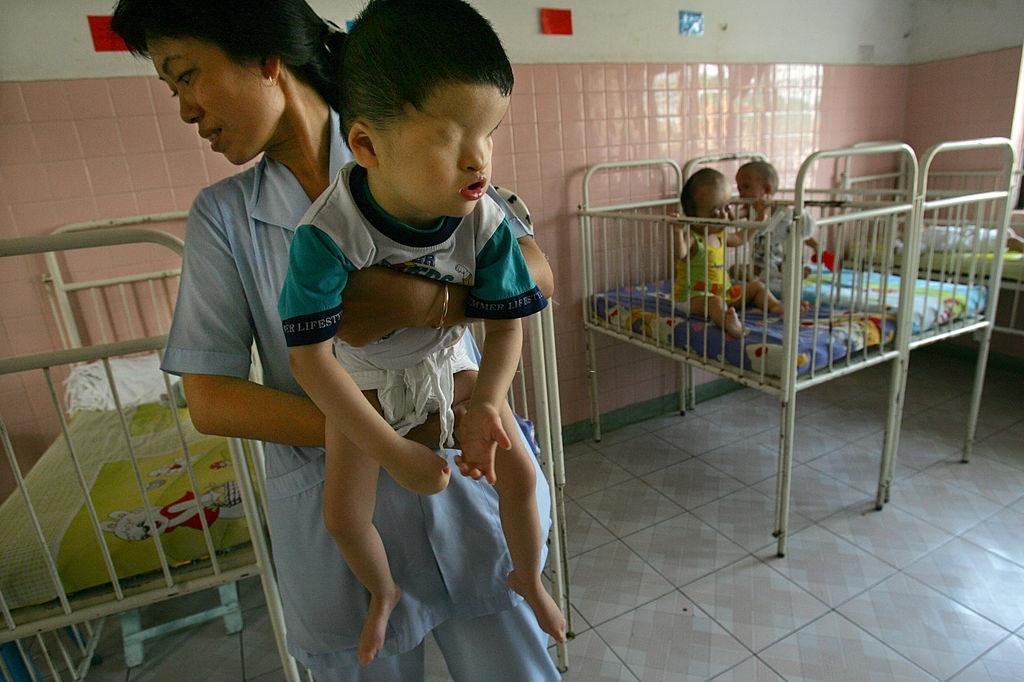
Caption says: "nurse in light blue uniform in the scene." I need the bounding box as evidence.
[109,1,560,679]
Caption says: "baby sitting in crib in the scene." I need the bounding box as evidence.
[733,161,820,299]
[673,168,784,338]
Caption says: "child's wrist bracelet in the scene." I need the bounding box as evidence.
[434,283,450,329]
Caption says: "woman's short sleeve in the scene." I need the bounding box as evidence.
[278,225,356,347]
[487,186,532,239]
[466,218,548,319]
[161,189,255,378]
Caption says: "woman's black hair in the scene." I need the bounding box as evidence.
[110,0,346,111]
[340,0,514,136]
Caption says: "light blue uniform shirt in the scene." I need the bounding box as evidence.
[160,111,551,671]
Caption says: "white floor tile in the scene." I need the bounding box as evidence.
[837,573,1008,680]
[821,502,953,568]
[567,540,675,626]
[949,634,1024,682]
[651,415,751,455]
[962,507,1024,569]
[905,538,1024,632]
[681,556,829,652]
[575,478,684,537]
[563,500,617,558]
[622,512,748,587]
[642,458,745,510]
[564,449,634,499]
[551,630,639,681]
[760,612,935,681]
[754,464,872,522]
[759,525,897,608]
[594,432,692,475]
[710,656,785,681]
[596,591,750,681]
[692,486,814,553]
[889,472,1003,535]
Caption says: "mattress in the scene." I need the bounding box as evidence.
[0,403,252,612]
[592,281,896,378]
[802,268,988,334]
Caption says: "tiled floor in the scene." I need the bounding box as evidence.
[27,352,1024,681]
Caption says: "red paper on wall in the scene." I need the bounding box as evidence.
[88,16,129,52]
[540,8,573,35]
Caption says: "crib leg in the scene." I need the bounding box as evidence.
[877,355,909,509]
[218,582,243,635]
[585,329,602,441]
[962,326,994,463]
[120,609,144,668]
[677,363,688,415]
[774,394,798,557]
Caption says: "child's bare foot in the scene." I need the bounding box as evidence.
[358,584,401,666]
[767,300,785,316]
[1008,233,1024,253]
[508,570,566,642]
[381,439,450,495]
[723,306,746,338]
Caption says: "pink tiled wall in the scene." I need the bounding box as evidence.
[905,47,1022,164]
[0,56,975,498]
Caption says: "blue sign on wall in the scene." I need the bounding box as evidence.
[679,10,704,36]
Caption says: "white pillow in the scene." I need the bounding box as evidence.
[64,353,180,413]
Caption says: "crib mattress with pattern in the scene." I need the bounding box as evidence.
[592,281,897,378]
[0,404,252,612]
[801,269,988,334]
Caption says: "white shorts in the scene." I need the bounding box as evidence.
[334,335,478,448]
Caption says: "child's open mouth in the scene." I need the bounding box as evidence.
[460,178,486,200]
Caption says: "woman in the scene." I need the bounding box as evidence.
[110,2,559,680]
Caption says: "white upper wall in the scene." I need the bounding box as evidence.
[909,0,1024,64]
[0,0,1017,82]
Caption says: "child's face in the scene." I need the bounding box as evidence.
[352,82,510,228]
[693,181,731,230]
[735,167,772,202]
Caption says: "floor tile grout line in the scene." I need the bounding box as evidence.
[896,563,1021,635]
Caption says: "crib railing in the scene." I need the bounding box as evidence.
[0,227,301,681]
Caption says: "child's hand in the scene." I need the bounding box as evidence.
[455,403,510,485]
[712,205,735,221]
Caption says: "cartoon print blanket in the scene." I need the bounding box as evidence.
[593,281,896,377]
[0,403,251,611]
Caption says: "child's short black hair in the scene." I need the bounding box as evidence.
[737,161,779,192]
[340,0,513,137]
[680,168,726,217]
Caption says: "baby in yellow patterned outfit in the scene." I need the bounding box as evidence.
[674,168,784,337]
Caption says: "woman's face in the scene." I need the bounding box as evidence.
[149,37,285,165]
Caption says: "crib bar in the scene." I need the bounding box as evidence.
[226,439,302,682]
[161,370,222,575]
[62,270,180,293]
[0,417,72,619]
[42,367,125,601]
[101,358,176,588]
[35,633,61,682]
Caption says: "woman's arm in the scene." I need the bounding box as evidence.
[183,373,444,448]
[337,236,552,347]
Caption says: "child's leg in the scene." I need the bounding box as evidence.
[1008,231,1024,253]
[323,421,401,666]
[689,294,744,338]
[492,401,566,642]
[744,279,796,315]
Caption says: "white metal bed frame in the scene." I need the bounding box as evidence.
[580,144,921,556]
[841,142,1024,340]
[875,138,1018,507]
[0,223,301,681]
[1,213,572,676]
